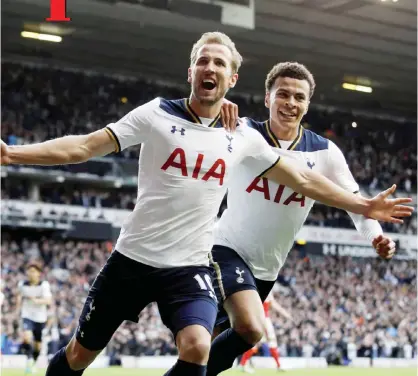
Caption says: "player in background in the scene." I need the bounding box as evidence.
[206,62,406,375]
[16,262,52,374]
[239,291,291,373]
[1,35,412,376]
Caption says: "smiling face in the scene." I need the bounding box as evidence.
[188,43,238,106]
[265,76,310,132]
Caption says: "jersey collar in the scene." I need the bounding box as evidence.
[265,120,304,150]
[183,99,222,128]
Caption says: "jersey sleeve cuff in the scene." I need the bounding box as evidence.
[105,126,121,153]
[257,156,281,178]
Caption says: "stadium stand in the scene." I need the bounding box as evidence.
[1,235,416,360]
[2,62,417,234]
[1,62,416,364]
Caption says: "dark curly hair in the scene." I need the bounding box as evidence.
[265,62,316,98]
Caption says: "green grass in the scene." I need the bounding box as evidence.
[1,367,417,376]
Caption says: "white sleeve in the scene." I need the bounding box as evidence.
[347,212,383,241]
[42,281,53,299]
[106,98,159,151]
[327,141,382,241]
[326,141,359,193]
[240,121,281,176]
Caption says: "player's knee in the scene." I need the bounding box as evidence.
[233,319,264,345]
[179,338,211,364]
[66,338,100,370]
[177,327,211,364]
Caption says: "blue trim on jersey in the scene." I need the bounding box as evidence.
[159,98,196,123]
[293,128,329,152]
[247,118,329,152]
[246,118,278,148]
[159,98,224,128]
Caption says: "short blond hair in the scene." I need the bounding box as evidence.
[190,32,243,74]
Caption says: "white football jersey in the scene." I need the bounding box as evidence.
[106,99,279,268]
[18,280,52,323]
[215,119,359,281]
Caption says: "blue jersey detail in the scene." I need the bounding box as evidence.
[246,118,277,147]
[294,129,328,152]
[159,98,224,128]
[159,98,195,123]
[247,118,329,152]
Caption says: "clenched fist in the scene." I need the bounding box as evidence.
[372,234,396,260]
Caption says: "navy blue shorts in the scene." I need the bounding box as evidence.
[22,318,46,342]
[76,250,218,351]
[210,245,275,328]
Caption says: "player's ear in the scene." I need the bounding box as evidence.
[265,92,270,108]
[303,101,310,115]
[229,73,238,88]
[187,67,192,84]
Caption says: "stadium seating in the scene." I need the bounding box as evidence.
[1,62,416,360]
[1,235,416,358]
[1,62,417,234]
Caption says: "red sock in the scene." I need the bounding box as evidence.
[269,347,281,368]
[240,347,257,366]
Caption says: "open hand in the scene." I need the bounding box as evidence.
[220,98,238,132]
[365,185,413,223]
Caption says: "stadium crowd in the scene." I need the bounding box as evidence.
[1,63,417,234]
[1,235,416,360]
[1,61,417,361]
[2,181,416,234]
[0,235,177,357]
[2,61,417,192]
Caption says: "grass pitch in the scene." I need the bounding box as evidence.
[1,367,417,376]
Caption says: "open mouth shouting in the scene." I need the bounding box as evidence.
[201,78,217,93]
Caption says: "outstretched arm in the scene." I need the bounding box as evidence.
[346,203,396,259]
[324,141,397,259]
[1,128,116,166]
[1,99,157,166]
[264,158,413,223]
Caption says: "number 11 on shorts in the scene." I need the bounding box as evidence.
[194,274,217,301]
[46,0,71,22]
